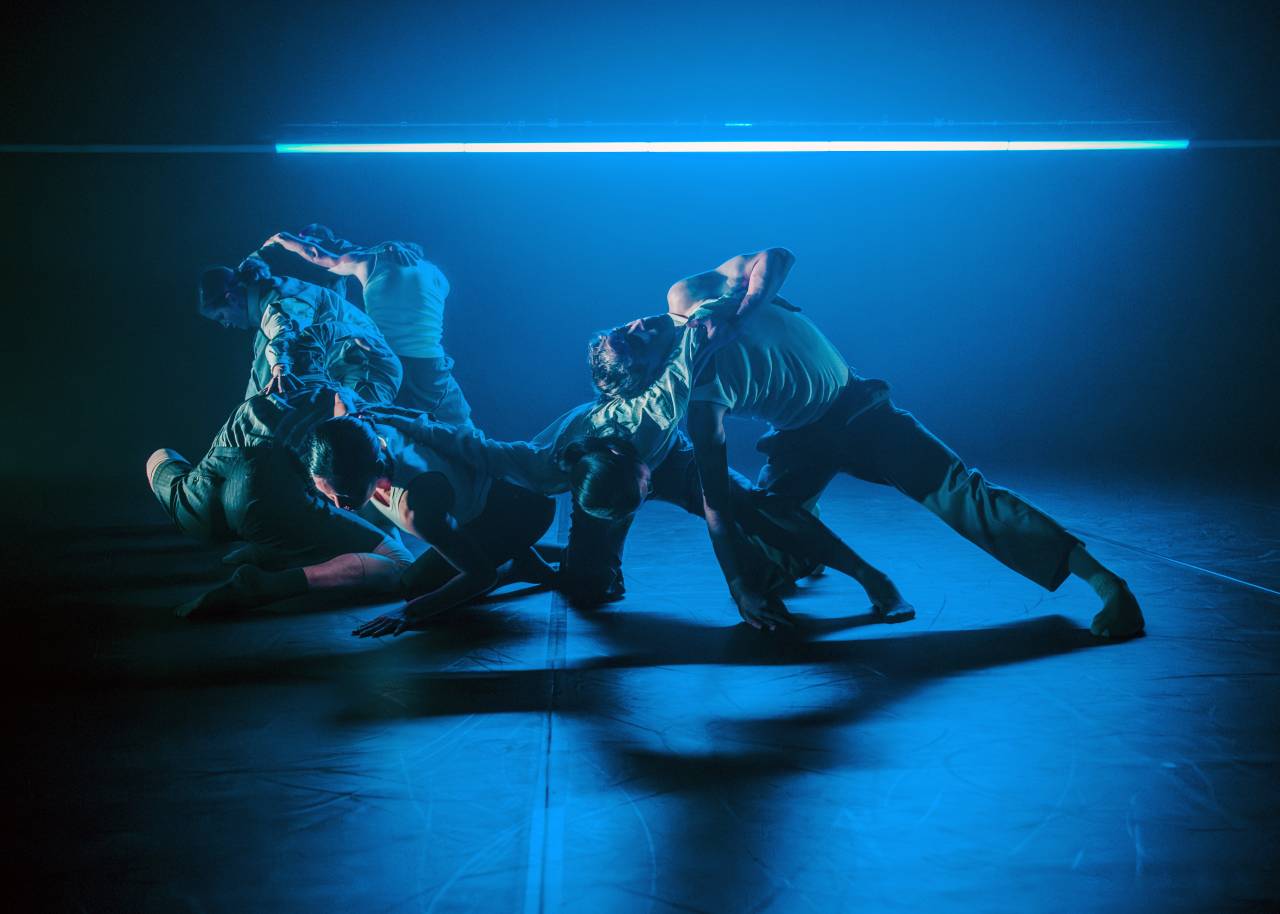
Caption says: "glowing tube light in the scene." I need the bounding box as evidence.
[275,139,1190,154]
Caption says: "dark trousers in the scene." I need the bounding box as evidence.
[400,479,556,598]
[150,446,391,566]
[558,433,822,607]
[395,355,473,429]
[756,400,1079,592]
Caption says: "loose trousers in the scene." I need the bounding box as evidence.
[756,400,1079,592]
[395,355,474,429]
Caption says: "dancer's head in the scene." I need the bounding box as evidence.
[588,314,679,397]
[563,437,651,521]
[305,415,391,510]
[196,266,252,328]
[197,256,273,329]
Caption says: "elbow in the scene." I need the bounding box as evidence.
[767,247,795,268]
[686,403,724,447]
[704,504,728,531]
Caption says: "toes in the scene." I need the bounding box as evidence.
[872,603,917,624]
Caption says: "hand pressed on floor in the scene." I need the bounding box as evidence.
[1090,580,1145,639]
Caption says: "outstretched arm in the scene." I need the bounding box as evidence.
[686,400,793,630]
[376,414,566,494]
[265,231,370,281]
[667,247,796,320]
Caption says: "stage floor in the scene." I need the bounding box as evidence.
[15,470,1280,913]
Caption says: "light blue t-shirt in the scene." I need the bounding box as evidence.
[691,304,850,430]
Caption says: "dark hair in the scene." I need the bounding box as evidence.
[588,331,643,398]
[562,436,645,520]
[234,254,272,283]
[196,266,235,317]
[304,416,388,508]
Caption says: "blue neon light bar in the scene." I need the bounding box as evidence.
[276,139,1190,154]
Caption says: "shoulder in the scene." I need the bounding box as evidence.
[370,241,424,265]
[404,470,456,518]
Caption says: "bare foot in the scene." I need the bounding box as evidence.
[511,548,558,586]
[1090,579,1145,638]
[862,571,916,623]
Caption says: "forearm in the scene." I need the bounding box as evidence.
[667,248,794,318]
[269,233,314,261]
[402,562,498,615]
[705,509,753,594]
[688,401,749,592]
[738,248,795,317]
[269,232,359,275]
[426,426,558,492]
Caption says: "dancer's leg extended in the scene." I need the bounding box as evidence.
[175,450,413,617]
[178,547,411,618]
[765,402,1142,638]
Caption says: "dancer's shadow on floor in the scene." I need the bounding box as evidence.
[331,612,1096,725]
[31,599,542,692]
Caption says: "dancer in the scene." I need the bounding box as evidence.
[310,404,557,636]
[265,226,472,426]
[175,394,557,628]
[146,343,413,617]
[598,248,1146,637]
[387,250,908,619]
[198,254,402,404]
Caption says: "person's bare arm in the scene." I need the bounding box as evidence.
[265,232,370,282]
[667,248,796,319]
[686,400,793,630]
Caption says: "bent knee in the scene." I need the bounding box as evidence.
[146,448,186,488]
[374,536,414,571]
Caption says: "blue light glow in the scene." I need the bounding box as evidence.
[275,139,1190,154]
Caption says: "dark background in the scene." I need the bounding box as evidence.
[3,0,1277,524]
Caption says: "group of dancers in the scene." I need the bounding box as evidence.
[147,228,1145,640]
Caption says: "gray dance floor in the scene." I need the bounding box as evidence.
[16,471,1280,913]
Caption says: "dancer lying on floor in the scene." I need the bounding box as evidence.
[597,247,1146,638]
[380,249,911,621]
[197,253,402,404]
